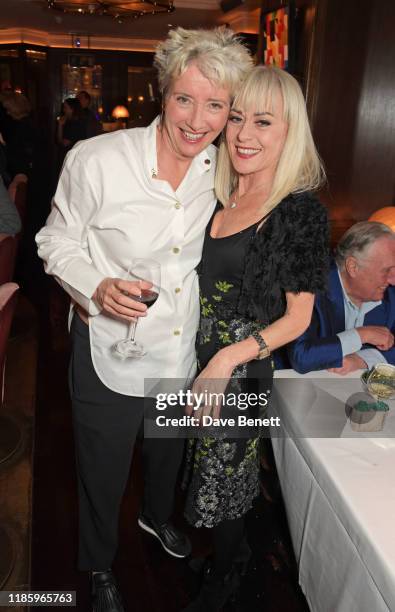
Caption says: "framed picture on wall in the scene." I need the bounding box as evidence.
[260,3,295,71]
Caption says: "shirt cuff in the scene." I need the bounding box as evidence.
[56,260,106,315]
[336,329,362,357]
[356,348,387,370]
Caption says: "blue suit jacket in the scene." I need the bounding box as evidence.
[287,262,395,374]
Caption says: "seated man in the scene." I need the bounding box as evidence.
[288,221,395,374]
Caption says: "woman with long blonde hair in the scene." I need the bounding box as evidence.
[184,65,329,611]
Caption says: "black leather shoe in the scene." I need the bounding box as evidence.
[91,570,125,612]
[138,514,192,558]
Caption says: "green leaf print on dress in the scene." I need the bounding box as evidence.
[199,281,234,345]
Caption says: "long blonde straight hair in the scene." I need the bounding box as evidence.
[215,66,325,213]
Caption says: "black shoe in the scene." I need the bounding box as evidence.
[138,514,192,558]
[91,570,125,612]
[183,564,240,612]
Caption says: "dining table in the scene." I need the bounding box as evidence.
[270,368,395,612]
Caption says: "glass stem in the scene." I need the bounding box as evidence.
[127,318,138,342]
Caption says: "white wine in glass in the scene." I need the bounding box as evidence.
[112,258,160,359]
[366,363,395,408]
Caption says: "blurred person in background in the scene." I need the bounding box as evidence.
[57,97,86,153]
[0,91,33,190]
[77,90,101,137]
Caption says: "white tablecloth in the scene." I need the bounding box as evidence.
[271,369,395,612]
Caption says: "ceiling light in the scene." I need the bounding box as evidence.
[46,1,175,21]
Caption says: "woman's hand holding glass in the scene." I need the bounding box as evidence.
[93,276,150,322]
[108,258,161,359]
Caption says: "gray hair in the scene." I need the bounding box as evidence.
[335,221,395,269]
[154,27,253,99]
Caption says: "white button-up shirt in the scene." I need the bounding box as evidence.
[36,117,217,396]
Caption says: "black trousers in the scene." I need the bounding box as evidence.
[69,315,185,571]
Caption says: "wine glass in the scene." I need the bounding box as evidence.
[112,258,160,359]
[365,363,395,410]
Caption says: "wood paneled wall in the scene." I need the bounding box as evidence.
[260,0,395,242]
[305,0,395,240]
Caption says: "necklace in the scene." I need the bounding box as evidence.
[229,184,270,210]
[229,189,239,209]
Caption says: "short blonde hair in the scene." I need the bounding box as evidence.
[154,27,253,100]
[215,65,325,211]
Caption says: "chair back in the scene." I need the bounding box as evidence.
[0,235,17,285]
[0,282,19,403]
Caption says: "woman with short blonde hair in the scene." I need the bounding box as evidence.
[36,26,252,612]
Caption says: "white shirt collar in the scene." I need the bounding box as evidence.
[337,266,381,313]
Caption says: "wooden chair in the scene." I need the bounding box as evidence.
[0,235,17,285]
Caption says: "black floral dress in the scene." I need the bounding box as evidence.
[184,210,274,529]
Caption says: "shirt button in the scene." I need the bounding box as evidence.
[204,159,211,165]
[175,287,181,294]
[175,202,181,209]
[174,329,181,336]
[172,247,180,254]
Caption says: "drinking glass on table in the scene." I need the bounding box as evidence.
[365,363,395,410]
[112,258,160,359]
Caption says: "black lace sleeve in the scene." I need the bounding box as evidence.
[237,191,330,323]
[277,193,330,294]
